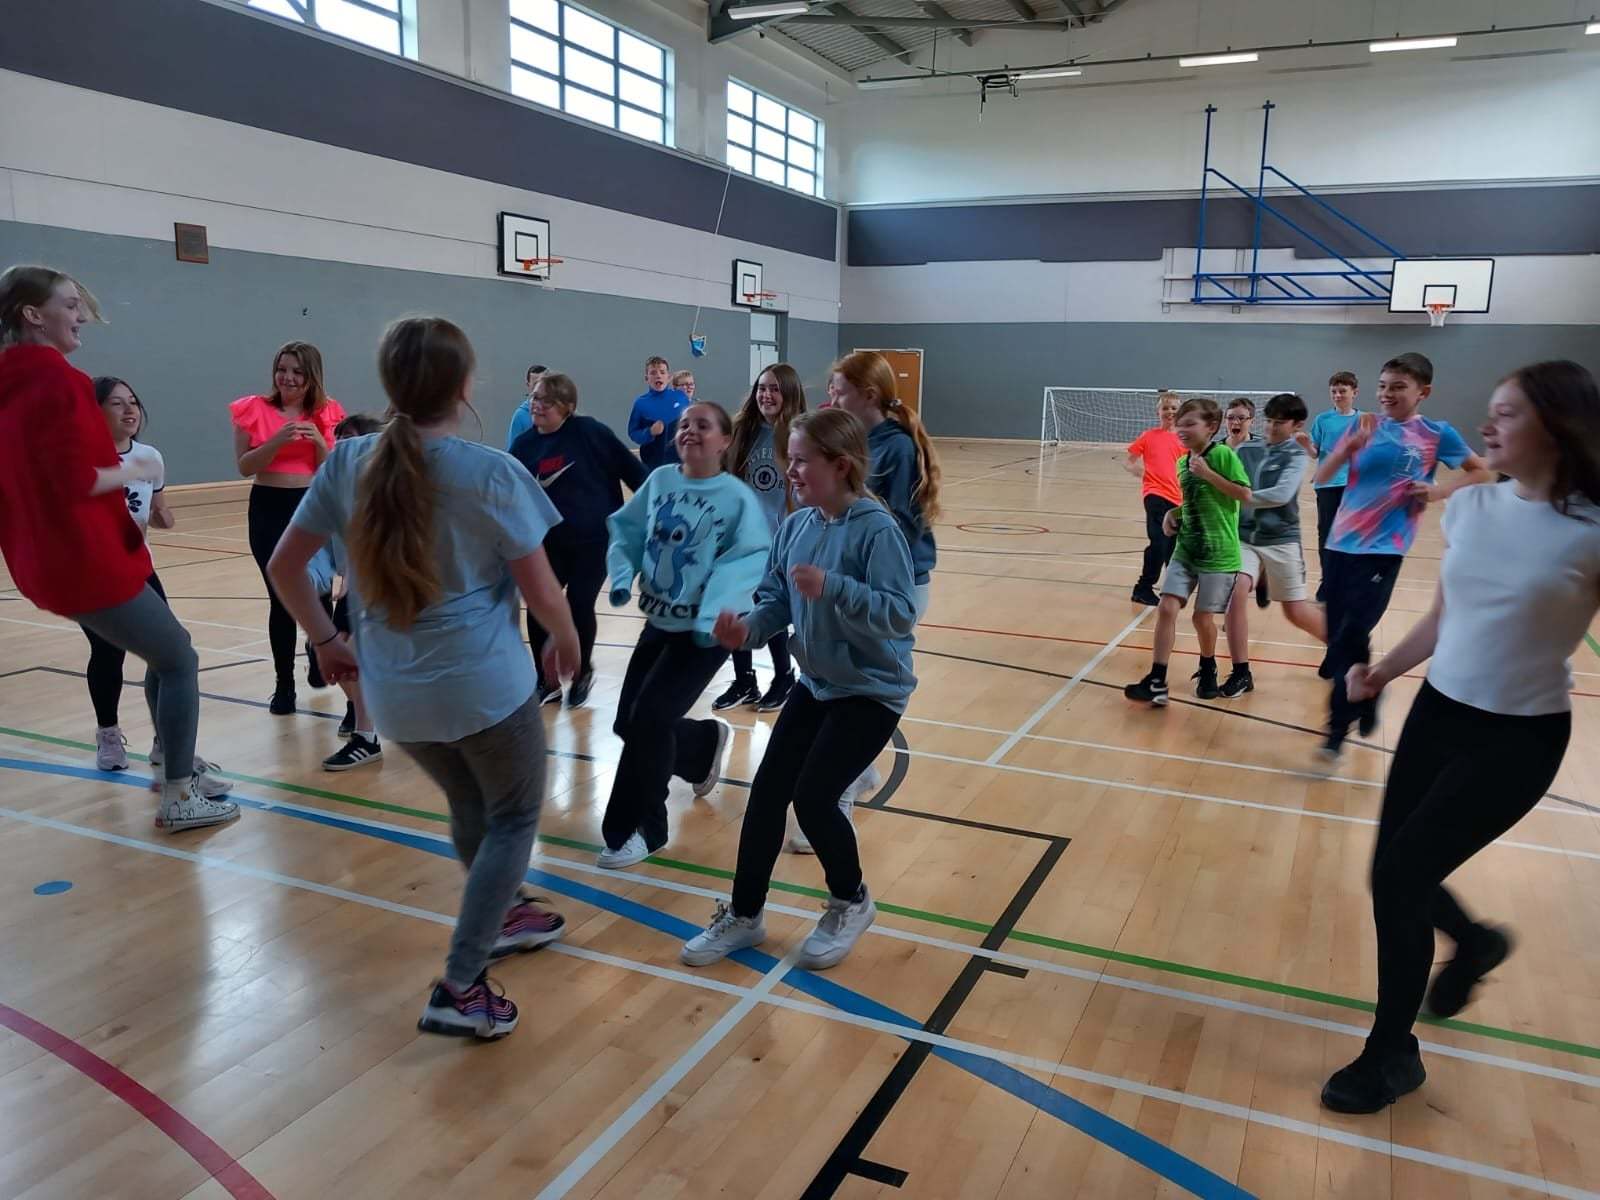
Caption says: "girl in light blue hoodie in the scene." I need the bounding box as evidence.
[682,408,918,972]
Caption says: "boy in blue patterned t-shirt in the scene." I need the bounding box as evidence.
[1313,353,1492,761]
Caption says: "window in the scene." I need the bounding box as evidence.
[510,0,673,146]
[235,0,413,59]
[726,80,822,198]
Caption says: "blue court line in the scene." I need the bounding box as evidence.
[0,755,1252,1200]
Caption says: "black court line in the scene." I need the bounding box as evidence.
[861,727,910,810]
[984,960,1029,979]
[849,1160,908,1187]
[803,834,1070,1199]
[197,657,268,672]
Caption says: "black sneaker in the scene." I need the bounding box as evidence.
[756,671,794,712]
[1318,655,1334,680]
[1193,663,1220,700]
[338,701,355,737]
[269,684,296,716]
[566,668,595,709]
[1123,673,1169,707]
[1320,1037,1426,1114]
[323,734,381,772]
[1219,668,1254,698]
[712,676,760,711]
[1426,925,1512,1019]
[1130,584,1161,607]
[1255,575,1271,608]
[536,681,562,706]
[306,642,327,690]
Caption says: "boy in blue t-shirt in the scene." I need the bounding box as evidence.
[1313,352,1491,761]
[1308,370,1362,600]
[627,356,691,470]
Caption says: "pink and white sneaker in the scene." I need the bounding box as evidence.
[490,897,566,958]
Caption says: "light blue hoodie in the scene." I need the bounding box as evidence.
[743,497,918,711]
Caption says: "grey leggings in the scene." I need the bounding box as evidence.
[75,585,198,783]
[397,692,548,988]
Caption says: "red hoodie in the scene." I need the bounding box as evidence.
[0,344,152,616]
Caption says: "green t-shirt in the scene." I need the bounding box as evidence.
[1174,443,1250,573]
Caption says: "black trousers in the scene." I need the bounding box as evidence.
[524,538,607,684]
[732,682,900,917]
[1136,494,1177,591]
[1314,486,1345,601]
[246,483,308,686]
[1322,550,1403,743]
[600,623,728,851]
[84,572,167,727]
[1367,682,1569,1049]
[731,631,791,681]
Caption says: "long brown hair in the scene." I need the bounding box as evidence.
[790,408,871,499]
[347,317,476,628]
[268,341,330,415]
[1503,360,1600,519]
[0,264,102,345]
[830,350,942,522]
[729,363,806,485]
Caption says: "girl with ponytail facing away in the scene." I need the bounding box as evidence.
[268,316,581,1041]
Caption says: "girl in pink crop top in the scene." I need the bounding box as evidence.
[230,391,346,475]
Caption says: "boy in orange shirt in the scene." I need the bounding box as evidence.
[1122,391,1184,606]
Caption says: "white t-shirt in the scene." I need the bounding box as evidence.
[119,441,165,534]
[1428,481,1600,715]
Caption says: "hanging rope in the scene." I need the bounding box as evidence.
[688,160,737,357]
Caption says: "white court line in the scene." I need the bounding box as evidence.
[3,799,1592,1200]
[150,530,251,546]
[986,608,1151,764]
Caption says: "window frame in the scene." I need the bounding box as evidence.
[234,0,416,60]
[725,78,823,199]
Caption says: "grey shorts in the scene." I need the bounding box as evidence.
[1238,542,1309,603]
[1160,558,1234,614]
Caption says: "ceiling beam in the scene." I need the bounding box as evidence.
[917,0,972,45]
[1005,0,1039,15]
[779,12,1075,28]
[822,1,915,62]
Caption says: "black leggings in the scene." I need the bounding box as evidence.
[1136,494,1176,591]
[524,538,607,684]
[1323,550,1403,743]
[731,631,791,681]
[732,682,900,917]
[84,572,167,727]
[1314,486,1344,600]
[246,483,309,686]
[1367,682,1570,1049]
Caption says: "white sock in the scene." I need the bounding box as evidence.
[356,729,377,742]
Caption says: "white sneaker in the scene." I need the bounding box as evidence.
[148,735,162,767]
[148,756,234,798]
[798,888,876,970]
[849,762,883,802]
[692,718,732,799]
[154,781,240,834]
[96,726,129,771]
[681,901,766,966]
[596,831,655,870]
[785,792,856,855]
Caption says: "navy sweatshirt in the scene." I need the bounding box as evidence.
[509,414,649,546]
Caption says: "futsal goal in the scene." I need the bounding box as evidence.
[1040,387,1287,448]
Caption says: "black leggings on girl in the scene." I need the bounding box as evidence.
[730,630,790,682]
[732,683,900,917]
[246,483,308,687]
[84,572,167,727]
[1366,682,1570,1050]
[524,538,606,683]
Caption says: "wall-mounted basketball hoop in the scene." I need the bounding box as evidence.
[1389,258,1495,328]
[497,212,555,282]
[1426,301,1454,328]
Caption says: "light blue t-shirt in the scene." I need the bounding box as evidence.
[292,433,561,743]
[1327,415,1471,556]
[1309,408,1361,489]
[506,400,533,450]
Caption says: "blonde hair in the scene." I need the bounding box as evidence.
[829,350,942,522]
[670,369,694,390]
[0,264,103,345]
[1156,390,1180,409]
[348,317,475,628]
[535,372,578,411]
[269,341,330,415]
[790,408,871,498]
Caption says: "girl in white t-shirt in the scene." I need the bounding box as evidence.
[86,378,231,804]
[1321,360,1600,1116]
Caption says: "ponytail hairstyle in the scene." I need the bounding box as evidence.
[348,317,475,628]
[1501,360,1600,519]
[93,375,146,436]
[729,362,807,482]
[0,264,103,346]
[268,341,330,415]
[829,350,943,523]
[789,408,871,499]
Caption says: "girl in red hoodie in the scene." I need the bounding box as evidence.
[0,265,236,832]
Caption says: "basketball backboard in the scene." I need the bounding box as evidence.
[732,258,767,308]
[497,212,553,282]
[1388,257,1495,314]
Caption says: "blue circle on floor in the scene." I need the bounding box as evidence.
[33,880,73,896]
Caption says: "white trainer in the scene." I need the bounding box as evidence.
[797,888,876,970]
[692,718,732,798]
[154,782,240,834]
[148,735,162,767]
[681,902,766,966]
[785,792,857,855]
[596,831,655,870]
[96,726,129,771]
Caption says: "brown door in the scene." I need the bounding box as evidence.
[856,348,923,416]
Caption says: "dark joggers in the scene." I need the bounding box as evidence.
[246,483,308,687]
[1136,494,1177,593]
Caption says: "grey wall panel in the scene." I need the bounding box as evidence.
[1,222,837,484]
[3,0,836,262]
[847,184,1600,266]
[838,321,1600,444]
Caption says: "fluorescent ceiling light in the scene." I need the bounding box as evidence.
[1018,68,1083,79]
[1369,36,1458,52]
[1587,22,1600,34]
[1178,52,1259,67]
[728,1,809,19]
[856,76,926,89]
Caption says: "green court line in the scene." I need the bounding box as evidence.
[1586,631,1600,660]
[2,722,1594,1062]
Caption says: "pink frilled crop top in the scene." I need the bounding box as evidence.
[230,394,347,476]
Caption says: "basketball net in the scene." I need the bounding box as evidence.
[1426,302,1453,328]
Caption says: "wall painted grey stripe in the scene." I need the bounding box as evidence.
[0,221,838,485]
[839,321,1600,443]
[4,0,836,263]
[847,184,1600,266]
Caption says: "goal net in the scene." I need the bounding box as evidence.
[1041,387,1286,447]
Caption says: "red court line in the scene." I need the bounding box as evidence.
[0,1002,275,1200]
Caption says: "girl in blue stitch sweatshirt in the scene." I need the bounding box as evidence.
[599,400,772,869]
[682,407,918,972]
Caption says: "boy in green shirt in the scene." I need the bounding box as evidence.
[1125,397,1251,705]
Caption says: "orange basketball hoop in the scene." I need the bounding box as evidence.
[742,290,779,307]
[518,256,563,273]
[1426,300,1454,328]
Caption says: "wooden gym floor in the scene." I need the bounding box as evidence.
[2,440,1598,1200]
